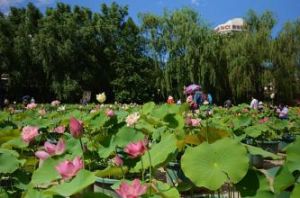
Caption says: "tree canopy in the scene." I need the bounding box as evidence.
[0,3,299,104]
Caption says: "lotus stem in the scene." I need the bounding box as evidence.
[120,166,125,179]
[147,150,152,195]
[141,157,145,181]
[205,119,209,142]
[79,138,86,168]
[79,138,84,153]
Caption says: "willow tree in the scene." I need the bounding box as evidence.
[141,8,218,99]
[273,20,300,102]
[224,10,276,103]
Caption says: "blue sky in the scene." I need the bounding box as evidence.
[1,0,299,35]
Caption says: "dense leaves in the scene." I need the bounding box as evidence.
[1,3,299,104]
[181,138,249,190]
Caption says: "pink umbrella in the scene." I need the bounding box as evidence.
[184,84,201,95]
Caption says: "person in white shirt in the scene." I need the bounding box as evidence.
[250,97,258,109]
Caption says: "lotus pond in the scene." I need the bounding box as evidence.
[1,103,300,198]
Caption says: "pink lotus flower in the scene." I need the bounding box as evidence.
[21,126,39,143]
[44,139,65,155]
[124,140,148,158]
[26,103,37,109]
[191,118,201,127]
[55,156,84,180]
[51,100,61,106]
[35,150,50,160]
[186,117,201,127]
[105,108,115,117]
[115,179,147,198]
[112,155,123,166]
[69,117,83,138]
[54,125,65,134]
[126,112,140,127]
[35,139,65,160]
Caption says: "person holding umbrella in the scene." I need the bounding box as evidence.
[184,84,203,108]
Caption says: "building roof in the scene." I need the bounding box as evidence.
[214,18,245,33]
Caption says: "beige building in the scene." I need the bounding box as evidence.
[214,18,245,33]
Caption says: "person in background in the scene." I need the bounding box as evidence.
[207,93,213,105]
[258,101,264,112]
[30,97,35,104]
[22,95,30,107]
[250,96,258,109]
[3,99,9,108]
[224,99,232,108]
[277,104,289,119]
[167,96,175,104]
[193,90,202,107]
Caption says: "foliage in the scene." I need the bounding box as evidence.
[1,3,299,103]
[0,103,299,196]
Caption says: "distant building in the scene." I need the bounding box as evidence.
[214,18,245,34]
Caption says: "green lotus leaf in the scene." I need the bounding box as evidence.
[244,124,269,138]
[114,126,145,147]
[291,183,300,198]
[24,185,53,198]
[116,110,129,124]
[232,116,252,130]
[199,127,231,143]
[236,169,258,197]
[30,158,60,186]
[94,166,128,178]
[135,120,156,134]
[65,134,83,157]
[273,166,295,194]
[181,138,249,190]
[164,114,184,129]
[79,192,111,198]
[133,134,177,171]
[236,168,274,198]
[0,153,21,173]
[152,180,180,198]
[46,169,96,197]
[151,104,181,119]
[88,111,110,130]
[0,148,20,157]
[250,191,275,198]
[286,137,300,172]
[268,119,288,131]
[245,144,280,159]
[142,102,155,115]
[0,128,20,146]
[1,137,28,149]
